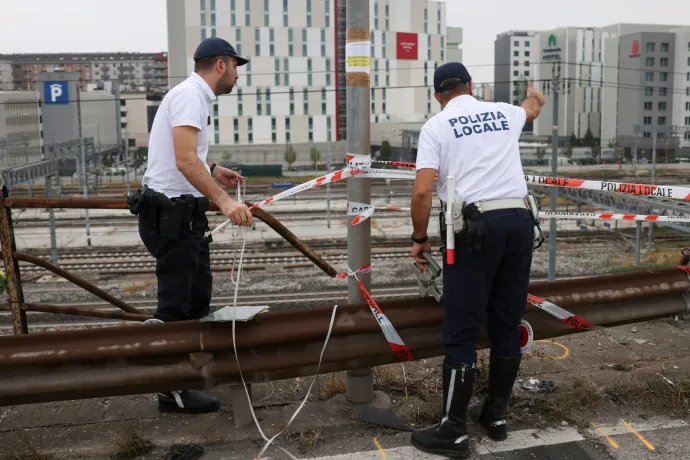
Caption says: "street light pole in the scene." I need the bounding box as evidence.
[547,62,562,281]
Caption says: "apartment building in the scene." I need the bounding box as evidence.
[166,0,448,148]
[494,30,537,106]
[1,52,168,92]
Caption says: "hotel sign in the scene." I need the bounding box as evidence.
[542,34,562,61]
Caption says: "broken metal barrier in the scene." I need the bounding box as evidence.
[0,267,688,408]
[0,190,337,335]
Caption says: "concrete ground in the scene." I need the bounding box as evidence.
[2,317,690,459]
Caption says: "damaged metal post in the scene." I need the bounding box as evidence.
[0,186,28,334]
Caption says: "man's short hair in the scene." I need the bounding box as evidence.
[194,55,230,73]
[439,77,469,99]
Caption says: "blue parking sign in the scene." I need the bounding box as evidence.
[44,81,69,104]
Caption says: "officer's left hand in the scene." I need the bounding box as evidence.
[411,242,432,269]
[213,166,245,188]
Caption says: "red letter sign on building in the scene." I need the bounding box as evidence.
[397,32,418,60]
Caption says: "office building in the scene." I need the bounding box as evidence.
[1,52,168,92]
[166,0,448,150]
[446,27,463,62]
[0,91,43,168]
[494,31,537,106]
[0,61,13,91]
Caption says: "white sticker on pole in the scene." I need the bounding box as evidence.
[347,201,374,216]
[346,154,372,171]
[351,206,376,225]
[345,41,371,74]
[519,319,534,355]
[358,168,417,180]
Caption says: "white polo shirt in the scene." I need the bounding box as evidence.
[142,72,216,198]
[415,94,528,205]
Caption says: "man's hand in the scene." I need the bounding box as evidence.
[526,81,546,106]
[219,195,253,227]
[411,241,432,268]
[213,165,245,188]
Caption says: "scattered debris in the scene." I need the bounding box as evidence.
[522,379,557,393]
[633,339,648,345]
[613,364,633,372]
[561,420,569,427]
[631,327,638,333]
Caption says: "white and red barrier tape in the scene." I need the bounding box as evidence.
[540,211,690,223]
[527,294,593,329]
[525,174,690,200]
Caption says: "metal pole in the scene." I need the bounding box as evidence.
[326,140,331,229]
[125,129,130,197]
[345,0,373,404]
[648,131,657,250]
[548,63,561,282]
[46,175,58,264]
[635,221,642,266]
[632,139,638,175]
[77,90,92,247]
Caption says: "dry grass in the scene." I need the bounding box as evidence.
[318,374,345,399]
[286,428,322,454]
[1,433,52,460]
[109,428,154,460]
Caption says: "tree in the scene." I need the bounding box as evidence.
[380,140,392,161]
[582,128,595,148]
[284,144,297,171]
[568,133,579,148]
[515,77,529,104]
[310,146,321,170]
[564,143,574,159]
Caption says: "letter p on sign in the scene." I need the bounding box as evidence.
[44,81,69,104]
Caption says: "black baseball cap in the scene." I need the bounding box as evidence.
[193,37,249,66]
[433,62,471,93]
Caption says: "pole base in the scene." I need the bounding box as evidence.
[345,368,374,403]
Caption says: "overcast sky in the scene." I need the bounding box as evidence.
[1,0,688,83]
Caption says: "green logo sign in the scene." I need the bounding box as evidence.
[548,34,557,47]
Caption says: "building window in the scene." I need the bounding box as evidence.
[525,50,530,57]
[525,70,530,77]
[428,37,432,60]
[658,116,666,125]
[427,88,432,114]
[659,87,667,96]
[647,42,655,52]
[289,88,294,114]
[644,116,652,125]
[302,28,308,56]
[424,62,428,86]
[525,40,530,47]
[514,51,519,57]
[687,87,690,96]
[659,101,666,111]
[660,72,668,82]
[284,58,289,85]
[374,0,378,29]
[524,60,530,66]
[441,36,445,60]
[686,101,690,111]
[385,0,389,30]
[303,88,308,114]
[238,89,243,115]
[288,29,294,55]
[424,4,427,33]
[321,29,326,57]
[375,60,379,86]
[264,0,269,26]
[385,61,390,86]
[325,0,330,27]
[321,88,327,115]
[213,103,219,144]
[644,101,652,111]
[231,0,236,25]
[255,28,261,55]
[236,28,242,55]
[513,60,519,66]
[660,57,669,67]
[645,72,654,81]
[268,28,275,56]
[513,70,519,76]
[371,88,375,114]
[382,32,386,59]
[256,88,262,115]
[271,117,276,143]
[286,117,291,142]
[382,88,386,113]
[326,59,331,86]
[686,116,690,126]
[201,28,207,40]
[688,57,690,66]
[308,116,313,141]
[437,7,441,34]
[306,0,312,27]
[514,40,519,47]
[688,72,690,81]
[245,0,250,25]
[248,118,253,143]
[661,42,669,52]
[645,87,654,96]
[266,88,271,115]
[234,118,239,143]
[646,57,654,66]
[371,33,375,59]
[275,58,280,85]
[308,58,313,85]
[327,116,332,141]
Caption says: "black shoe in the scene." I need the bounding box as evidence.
[158,390,220,414]
[469,355,521,441]
[411,362,475,459]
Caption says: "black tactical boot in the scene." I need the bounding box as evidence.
[470,355,521,441]
[158,390,220,414]
[411,363,475,459]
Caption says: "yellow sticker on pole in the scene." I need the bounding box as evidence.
[345,41,371,74]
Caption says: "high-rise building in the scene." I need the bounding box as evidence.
[0,91,42,168]
[166,0,448,148]
[0,53,168,92]
[494,31,537,106]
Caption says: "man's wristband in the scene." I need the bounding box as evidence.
[412,233,428,244]
[210,162,217,174]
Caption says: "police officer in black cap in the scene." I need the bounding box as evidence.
[130,37,253,414]
[409,62,545,457]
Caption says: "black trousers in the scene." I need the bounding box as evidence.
[442,208,534,367]
[138,205,212,322]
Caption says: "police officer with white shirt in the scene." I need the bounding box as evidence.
[409,62,545,458]
[128,37,253,414]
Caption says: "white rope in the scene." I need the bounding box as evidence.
[229,227,340,460]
